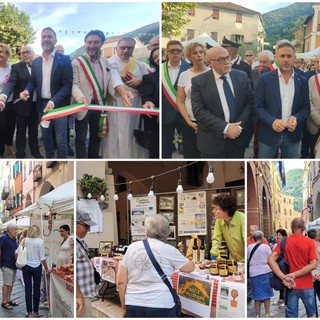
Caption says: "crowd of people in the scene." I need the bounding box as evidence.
[162,36,320,159]
[0,27,160,159]
[247,218,320,318]
[0,223,73,317]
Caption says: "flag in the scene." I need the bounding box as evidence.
[278,161,286,187]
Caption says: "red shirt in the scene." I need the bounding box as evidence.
[247,236,268,246]
[274,234,317,289]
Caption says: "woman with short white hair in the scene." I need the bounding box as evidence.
[118,214,194,317]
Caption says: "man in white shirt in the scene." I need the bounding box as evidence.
[253,41,310,158]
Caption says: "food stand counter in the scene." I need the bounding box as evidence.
[50,265,74,317]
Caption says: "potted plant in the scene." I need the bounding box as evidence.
[78,174,108,199]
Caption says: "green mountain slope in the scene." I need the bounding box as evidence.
[262,2,314,49]
[282,169,303,212]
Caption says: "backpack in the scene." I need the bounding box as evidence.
[270,237,290,291]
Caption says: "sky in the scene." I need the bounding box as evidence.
[11,2,160,55]
[237,1,294,13]
[283,160,305,172]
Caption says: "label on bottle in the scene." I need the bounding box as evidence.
[199,250,205,262]
[193,250,198,263]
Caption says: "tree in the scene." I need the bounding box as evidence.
[0,3,36,60]
[162,2,196,37]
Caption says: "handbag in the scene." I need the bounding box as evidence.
[16,239,27,269]
[270,237,290,291]
[143,239,181,317]
[247,242,262,278]
[77,238,101,285]
[134,116,152,149]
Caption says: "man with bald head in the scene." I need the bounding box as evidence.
[191,46,253,158]
[268,217,317,318]
[0,45,43,158]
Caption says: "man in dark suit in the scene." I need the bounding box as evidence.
[0,46,42,159]
[191,46,254,158]
[253,41,310,158]
[20,27,72,158]
[221,37,251,79]
[162,40,189,158]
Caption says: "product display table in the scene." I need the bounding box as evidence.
[172,271,245,318]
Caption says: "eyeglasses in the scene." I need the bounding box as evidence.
[168,49,182,54]
[118,46,134,50]
[209,55,232,64]
[21,51,31,55]
[77,222,90,229]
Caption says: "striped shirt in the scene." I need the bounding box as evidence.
[76,236,97,297]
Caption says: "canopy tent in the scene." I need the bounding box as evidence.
[296,47,320,59]
[182,32,220,48]
[16,179,74,217]
[1,216,30,229]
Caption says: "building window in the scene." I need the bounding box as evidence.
[186,29,195,41]
[290,209,292,216]
[212,9,219,19]
[318,24,320,32]
[285,221,288,229]
[284,208,287,215]
[231,34,244,43]
[188,8,195,16]
[236,13,242,23]
[211,32,218,41]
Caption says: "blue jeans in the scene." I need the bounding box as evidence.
[285,288,316,318]
[258,131,301,158]
[22,264,42,314]
[126,304,177,318]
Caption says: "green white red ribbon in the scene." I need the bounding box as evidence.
[162,61,178,111]
[40,103,159,122]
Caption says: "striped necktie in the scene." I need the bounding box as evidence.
[221,75,236,122]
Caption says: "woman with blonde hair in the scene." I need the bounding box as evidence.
[17,224,50,318]
[0,43,15,157]
[177,42,210,158]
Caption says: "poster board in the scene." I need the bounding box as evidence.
[216,280,245,318]
[130,196,157,240]
[77,199,103,233]
[177,273,213,318]
[177,191,207,236]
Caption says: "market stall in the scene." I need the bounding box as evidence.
[50,264,74,317]
[172,271,245,318]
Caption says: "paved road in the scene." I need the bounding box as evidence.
[247,288,320,318]
[0,271,49,318]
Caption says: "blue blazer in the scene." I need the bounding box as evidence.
[162,60,190,125]
[253,69,310,146]
[26,51,72,112]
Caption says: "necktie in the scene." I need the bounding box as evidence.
[221,75,236,122]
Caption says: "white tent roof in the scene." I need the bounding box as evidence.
[182,32,220,48]
[2,216,30,229]
[296,47,320,59]
[16,180,74,217]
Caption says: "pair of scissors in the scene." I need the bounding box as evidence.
[13,97,23,104]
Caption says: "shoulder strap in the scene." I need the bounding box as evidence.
[315,74,320,96]
[143,239,179,304]
[280,236,287,257]
[76,238,89,257]
[248,242,262,265]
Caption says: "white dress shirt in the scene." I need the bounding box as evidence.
[278,68,295,123]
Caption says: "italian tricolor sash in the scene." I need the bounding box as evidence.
[162,62,178,111]
[76,55,107,134]
[76,55,106,105]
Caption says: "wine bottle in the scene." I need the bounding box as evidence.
[199,239,205,262]
[192,238,198,262]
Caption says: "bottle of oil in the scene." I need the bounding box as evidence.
[192,238,198,263]
[199,239,205,262]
